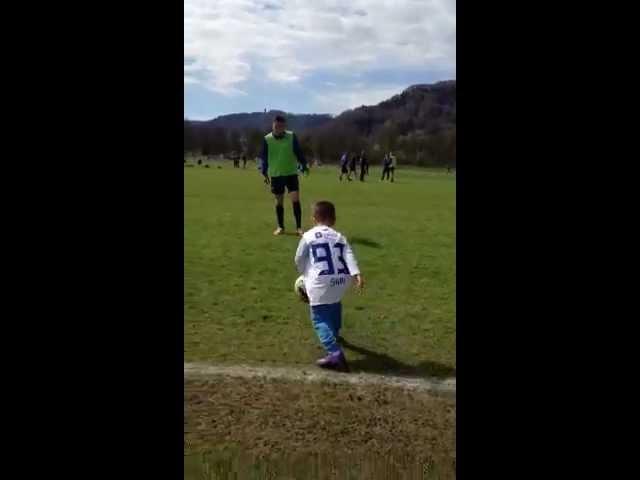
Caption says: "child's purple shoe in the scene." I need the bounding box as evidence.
[316,350,350,373]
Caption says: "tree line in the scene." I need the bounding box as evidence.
[184,121,455,168]
[184,82,456,167]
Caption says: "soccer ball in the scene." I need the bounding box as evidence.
[294,275,308,303]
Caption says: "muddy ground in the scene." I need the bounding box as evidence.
[185,375,456,479]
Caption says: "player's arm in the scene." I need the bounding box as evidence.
[292,134,309,175]
[343,238,364,290]
[259,139,270,184]
[294,237,310,274]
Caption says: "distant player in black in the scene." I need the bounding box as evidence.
[242,155,247,169]
[348,154,357,180]
[380,154,390,181]
[359,150,368,182]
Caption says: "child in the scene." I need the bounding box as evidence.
[294,201,364,372]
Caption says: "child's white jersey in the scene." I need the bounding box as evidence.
[294,225,360,306]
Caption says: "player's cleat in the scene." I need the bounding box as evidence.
[273,227,284,235]
[296,228,304,237]
[316,350,350,373]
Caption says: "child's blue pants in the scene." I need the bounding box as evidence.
[310,302,342,354]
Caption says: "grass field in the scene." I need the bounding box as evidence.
[184,160,456,377]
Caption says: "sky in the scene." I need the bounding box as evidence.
[184,0,456,120]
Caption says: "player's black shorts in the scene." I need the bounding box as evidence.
[270,174,299,195]
[341,165,349,174]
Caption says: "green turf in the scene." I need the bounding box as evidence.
[184,162,456,376]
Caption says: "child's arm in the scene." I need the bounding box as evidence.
[343,237,363,291]
[353,274,364,291]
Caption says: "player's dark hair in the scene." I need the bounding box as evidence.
[313,201,336,225]
[274,115,286,123]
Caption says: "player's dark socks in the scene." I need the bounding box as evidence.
[293,201,302,229]
[276,205,284,229]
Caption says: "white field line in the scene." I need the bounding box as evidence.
[184,362,456,399]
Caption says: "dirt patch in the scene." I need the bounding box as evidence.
[185,374,456,479]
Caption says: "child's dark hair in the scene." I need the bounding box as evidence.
[273,114,286,123]
[313,201,336,224]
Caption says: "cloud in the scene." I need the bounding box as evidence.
[184,0,455,96]
[311,84,408,115]
[262,1,284,10]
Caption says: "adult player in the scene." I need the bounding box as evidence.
[259,115,309,236]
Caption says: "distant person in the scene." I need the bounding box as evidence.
[380,154,390,181]
[359,150,369,182]
[348,153,358,180]
[260,115,309,236]
[388,151,397,182]
[339,152,349,181]
[242,155,247,169]
[197,158,202,166]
